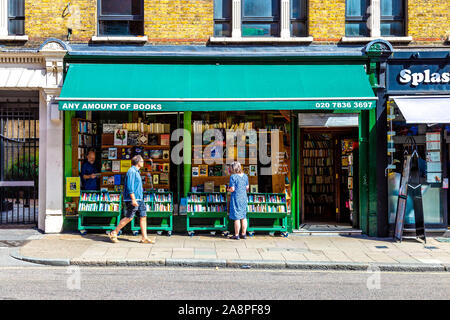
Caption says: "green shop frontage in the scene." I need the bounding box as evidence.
[57,42,387,237]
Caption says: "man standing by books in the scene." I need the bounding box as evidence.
[81,149,99,190]
[109,155,154,244]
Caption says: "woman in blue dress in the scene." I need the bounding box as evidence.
[227,161,249,240]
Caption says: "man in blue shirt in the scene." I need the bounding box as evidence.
[81,150,99,190]
[109,155,154,244]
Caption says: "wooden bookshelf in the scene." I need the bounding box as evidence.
[71,118,97,177]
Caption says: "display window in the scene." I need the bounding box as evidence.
[387,104,447,228]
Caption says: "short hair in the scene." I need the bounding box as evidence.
[131,155,144,166]
[230,161,242,174]
[87,149,96,156]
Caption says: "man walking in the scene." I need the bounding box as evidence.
[109,155,154,244]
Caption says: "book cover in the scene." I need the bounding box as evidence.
[112,160,120,173]
[101,149,109,159]
[160,173,169,184]
[138,133,148,145]
[103,124,122,134]
[199,165,208,176]
[204,181,214,193]
[153,174,159,185]
[108,147,117,160]
[114,174,121,185]
[220,185,226,193]
[120,160,132,173]
[127,131,140,146]
[114,129,128,146]
[163,150,170,160]
[163,163,170,172]
[102,176,109,185]
[108,176,115,185]
[249,165,257,176]
[143,150,149,160]
[101,160,112,172]
[243,166,250,175]
[192,166,199,177]
[160,134,170,146]
[250,185,258,193]
[148,134,159,146]
[149,150,163,159]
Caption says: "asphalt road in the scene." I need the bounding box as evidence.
[0,266,448,300]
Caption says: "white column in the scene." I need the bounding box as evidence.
[280,0,290,38]
[231,0,241,39]
[38,41,66,233]
[0,0,8,36]
[369,0,381,37]
[40,89,64,233]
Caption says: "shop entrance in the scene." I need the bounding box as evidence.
[300,127,359,225]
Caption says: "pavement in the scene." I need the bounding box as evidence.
[9,230,450,272]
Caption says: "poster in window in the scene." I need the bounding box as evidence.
[66,177,81,198]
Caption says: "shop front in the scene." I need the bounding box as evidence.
[386,50,450,235]
[56,45,379,235]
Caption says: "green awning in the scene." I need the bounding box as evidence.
[58,63,376,111]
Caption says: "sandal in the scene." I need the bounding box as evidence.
[109,231,119,243]
[140,238,155,244]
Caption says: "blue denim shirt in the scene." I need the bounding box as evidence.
[123,166,143,201]
[80,161,98,190]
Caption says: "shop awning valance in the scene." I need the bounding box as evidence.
[393,96,450,124]
[57,63,377,111]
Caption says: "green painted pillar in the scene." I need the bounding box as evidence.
[183,111,192,197]
[359,111,369,234]
[289,113,298,232]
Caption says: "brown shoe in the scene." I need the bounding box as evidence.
[109,231,119,243]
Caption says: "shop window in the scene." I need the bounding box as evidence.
[380,0,405,36]
[345,0,369,37]
[8,0,25,35]
[98,0,144,36]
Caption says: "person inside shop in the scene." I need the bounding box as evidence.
[227,161,249,240]
[81,149,99,190]
[109,155,154,244]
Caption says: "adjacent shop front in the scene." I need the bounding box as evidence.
[56,45,379,235]
[386,50,450,234]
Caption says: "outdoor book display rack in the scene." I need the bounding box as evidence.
[246,193,289,237]
[78,191,122,235]
[130,190,174,236]
[186,192,228,236]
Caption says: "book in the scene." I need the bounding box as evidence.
[114,129,128,146]
[249,165,257,176]
[101,161,112,172]
[143,150,149,160]
[199,165,208,176]
[103,123,122,134]
[250,185,258,193]
[159,172,169,184]
[220,185,226,193]
[120,160,132,173]
[128,132,140,146]
[163,150,170,160]
[204,181,214,193]
[138,133,148,145]
[149,150,163,159]
[148,134,159,145]
[192,166,199,177]
[101,149,109,159]
[153,174,159,185]
[160,134,170,146]
[163,163,170,172]
[112,160,120,173]
[108,147,117,160]
[114,175,121,185]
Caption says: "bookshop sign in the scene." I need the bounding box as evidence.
[58,98,376,112]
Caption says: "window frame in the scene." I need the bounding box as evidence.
[380,0,406,37]
[290,0,308,38]
[8,0,25,36]
[213,0,233,37]
[97,0,145,37]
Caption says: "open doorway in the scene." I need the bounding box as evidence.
[300,128,359,226]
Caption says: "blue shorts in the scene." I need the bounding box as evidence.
[124,201,147,219]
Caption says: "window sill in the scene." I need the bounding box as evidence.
[91,36,148,43]
[209,36,314,43]
[0,35,28,41]
[341,36,412,43]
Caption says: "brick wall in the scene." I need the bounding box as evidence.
[21,0,449,46]
[309,0,346,43]
[408,0,450,44]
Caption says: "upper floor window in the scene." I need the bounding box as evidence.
[380,0,405,36]
[98,0,144,36]
[345,0,369,37]
[213,0,308,38]
[242,0,280,37]
[8,0,25,35]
